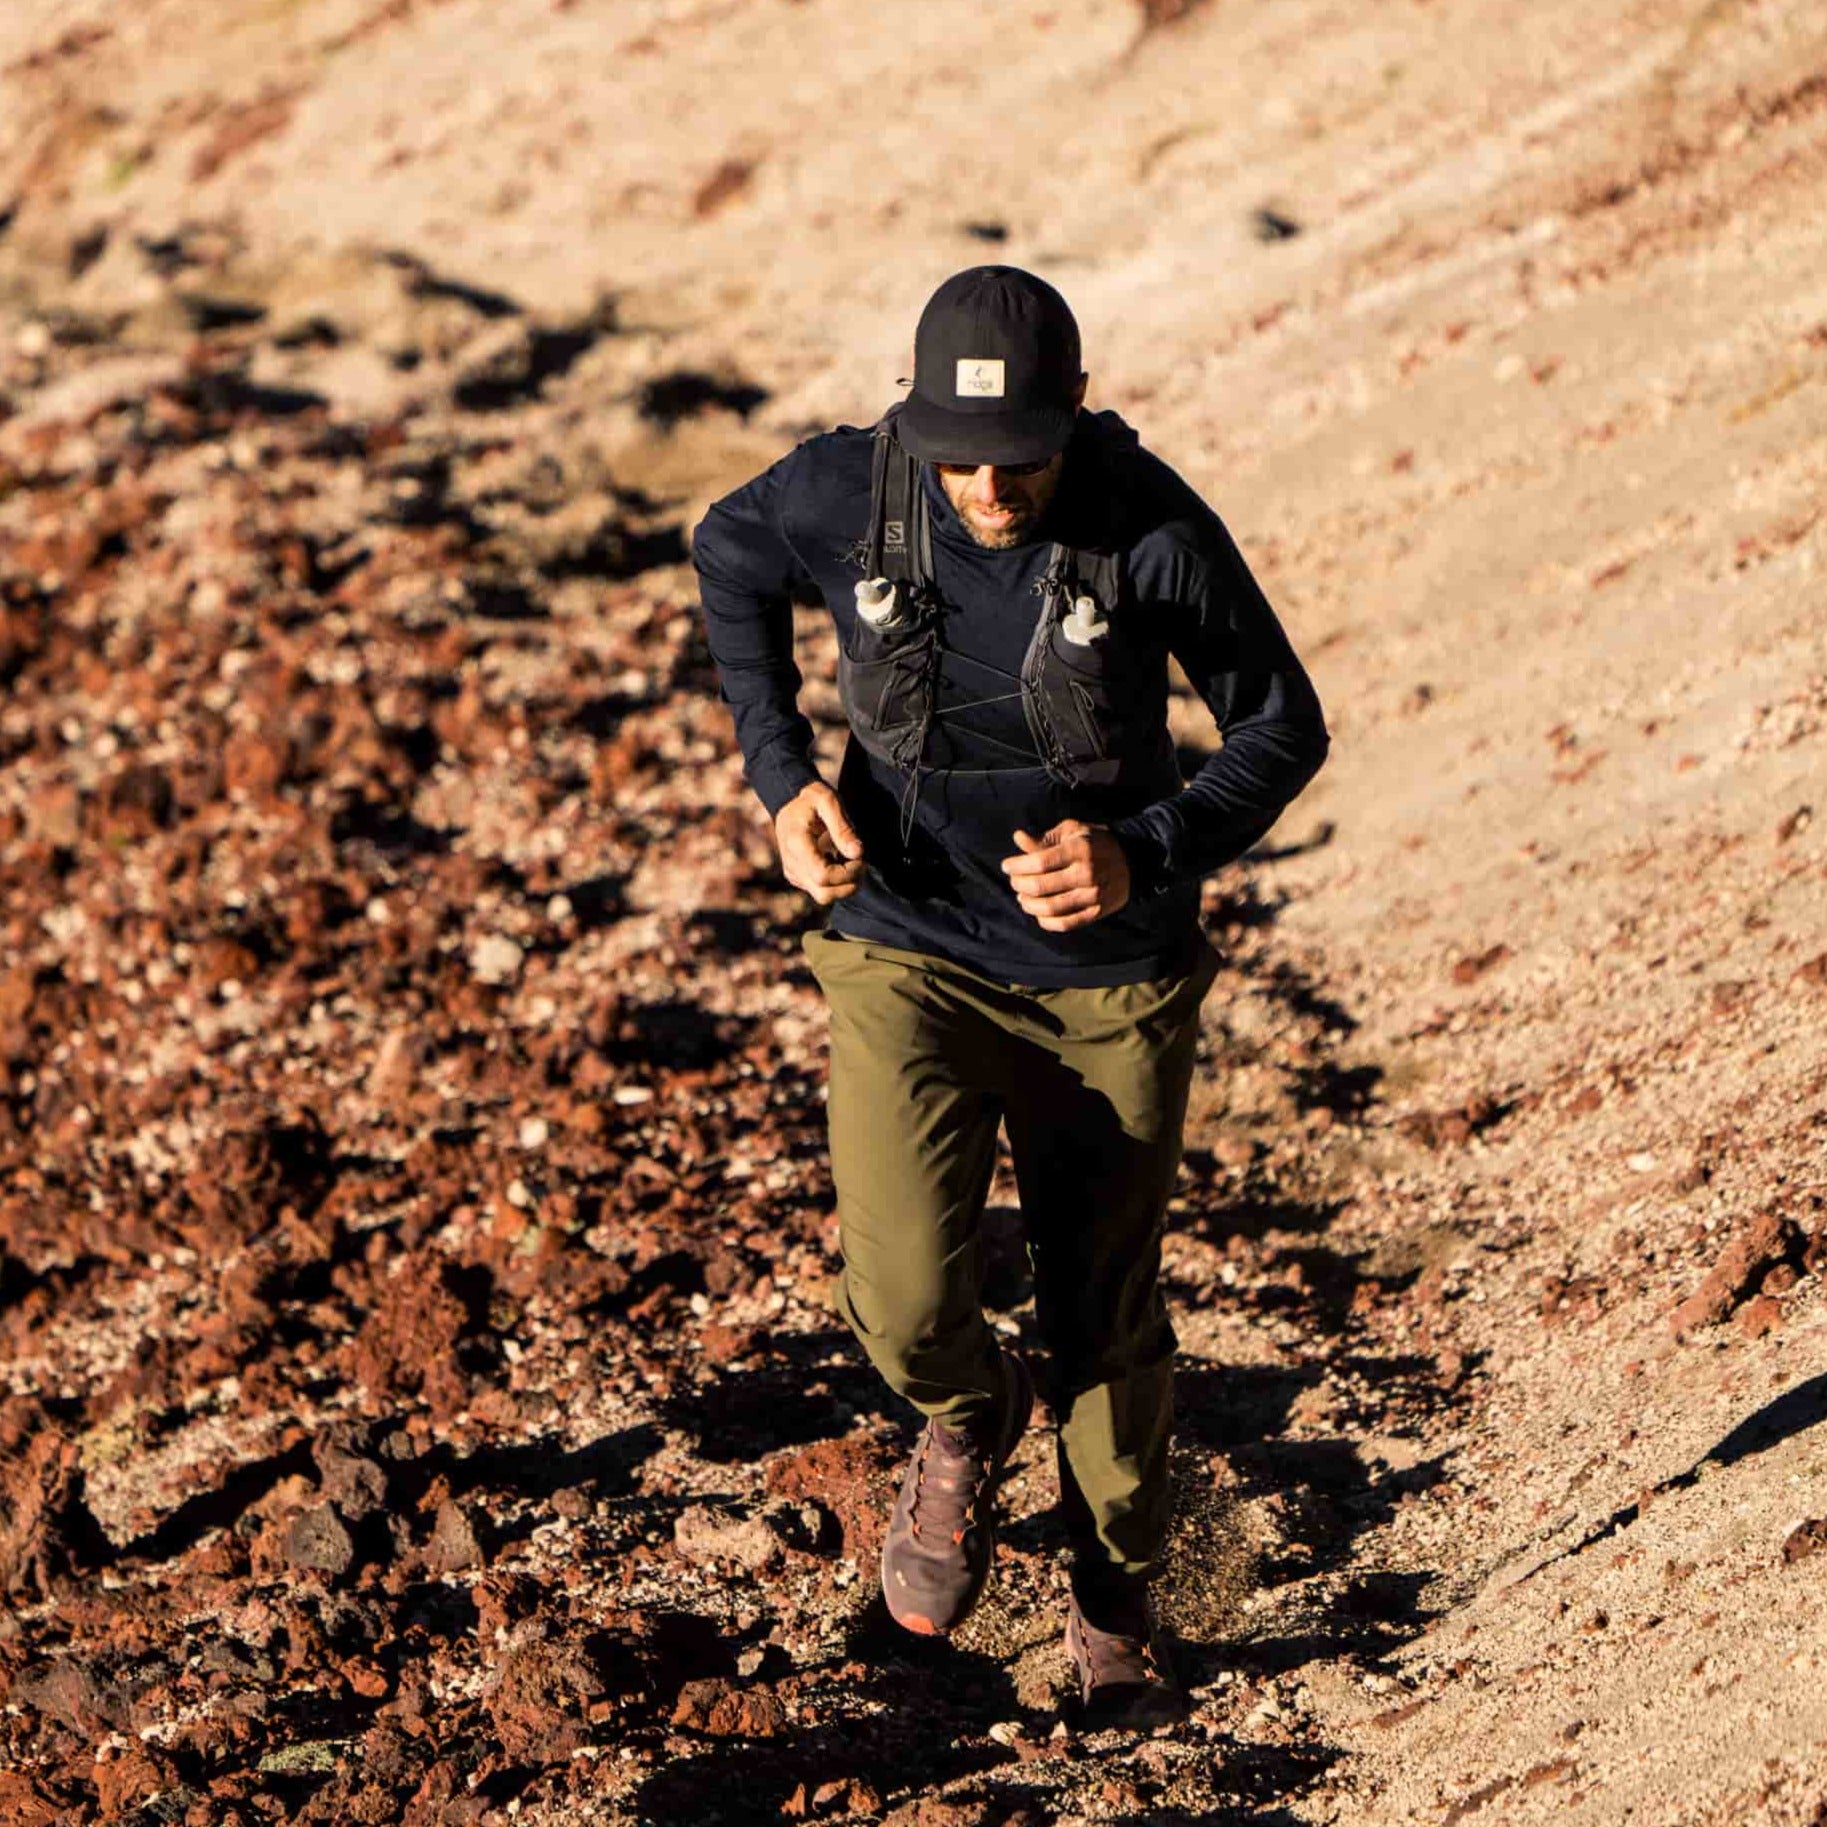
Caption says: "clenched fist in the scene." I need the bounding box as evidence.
[999,819,1131,931]
[774,780,867,905]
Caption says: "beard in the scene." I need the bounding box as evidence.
[957,504,1037,549]
[936,453,1067,550]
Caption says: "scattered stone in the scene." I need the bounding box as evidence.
[1451,943,1512,985]
[1669,1212,1801,1335]
[365,1027,425,1105]
[284,1504,356,1579]
[469,934,525,986]
[1734,1293,1783,1339]
[1776,804,1813,843]
[1251,205,1302,242]
[673,1504,785,1573]
[425,1499,487,1574]
[0,1399,112,1600]
[1396,1093,1508,1149]
[1540,1273,1606,1327]
[1782,1518,1827,1565]
[882,1799,996,1827]
[314,1424,390,1519]
[486,1624,612,1762]
[670,1676,786,1738]
[13,1657,133,1734]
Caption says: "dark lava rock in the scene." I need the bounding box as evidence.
[284,1504,356,1580]
[314,1423,391,1519]
[425,1499,487,1575]
[12,1656,133,1734]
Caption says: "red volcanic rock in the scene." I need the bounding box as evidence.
[0,1399,112,1601]
[1396,1093,1507,1149]
[90,1741,172,1820]
[1783,1518,1827,1565]
[883,1799,997,1827]
[180,1112,334,1247]
[223,727,293,800]
[1734,1293,1783,1339]
[1669,1212,1801,1336]
[93,763,175,841]
[765,1435,898,1565]
[485,1625,613,1762]
[1451,943,1513,985]
[669,1676,787,1738]
[345,1251,477,1418]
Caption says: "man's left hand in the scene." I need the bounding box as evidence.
[1000,821,1131,932]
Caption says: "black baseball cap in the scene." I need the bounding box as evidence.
[896,266,1083,466]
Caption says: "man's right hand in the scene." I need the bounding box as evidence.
[774,780,867,904]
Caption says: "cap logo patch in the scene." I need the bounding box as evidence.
[955,358,1005,399]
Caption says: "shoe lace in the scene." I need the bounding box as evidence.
[1075,1596,1164,1687]
[908,1420,994,1546]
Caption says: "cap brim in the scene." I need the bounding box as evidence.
[895,396,1077,466]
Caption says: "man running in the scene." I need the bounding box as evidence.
[692,267,1329,1727]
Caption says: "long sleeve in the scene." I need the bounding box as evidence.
[1109,518,1330,891]
[691,452,823,820]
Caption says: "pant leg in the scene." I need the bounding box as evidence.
[802,930,1007,1427]
[1002,940,1220,1575]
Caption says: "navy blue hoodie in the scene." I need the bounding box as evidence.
[691,408,1329,987]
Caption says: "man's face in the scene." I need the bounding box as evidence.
[933,453,1066,550]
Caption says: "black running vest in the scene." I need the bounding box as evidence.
[836,409,1148,804]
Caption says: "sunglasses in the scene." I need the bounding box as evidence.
[932,456,1055,478]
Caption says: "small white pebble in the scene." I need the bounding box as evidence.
[612,1085,653,1107]
[1627,1152,1658,1173]
[366,898,390,924]
[505,1179,532,1210]
[519,1116,549,1149]
[689,1293,711,1319]
[546,894,574,923]
[470,933,524,985]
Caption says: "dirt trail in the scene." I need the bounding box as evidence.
[2,1,1826,1822]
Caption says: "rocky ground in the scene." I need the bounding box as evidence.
[2,0,1826,1822]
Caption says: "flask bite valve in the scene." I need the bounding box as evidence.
[855,577,903,628]
[1061,592,1110,646]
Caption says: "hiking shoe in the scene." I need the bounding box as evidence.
[880,1350,1033,1636]
[1065,1573,1189,1731]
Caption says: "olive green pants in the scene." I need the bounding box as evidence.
[803,928,1219,1576]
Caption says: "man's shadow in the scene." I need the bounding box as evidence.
[1516,1370,1827,1581]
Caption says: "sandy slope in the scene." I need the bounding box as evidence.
[3,0,1827,1822]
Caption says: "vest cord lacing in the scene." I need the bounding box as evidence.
[841,409,1128,850]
